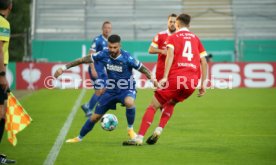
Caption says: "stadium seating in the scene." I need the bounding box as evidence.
[33,0,276,40]
[33,0,183,40]
[232,0,276,39]
[232,0,276,60]
[34,0,86,40]
[182,0,234,39]
[83,0,183,40]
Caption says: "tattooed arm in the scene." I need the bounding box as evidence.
[54,55,93,78]
[65,55,93,69]
[138,65,158,87]
[138,65,152,79]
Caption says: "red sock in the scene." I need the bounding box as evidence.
[138,105,156,136]
[158,102,175,128]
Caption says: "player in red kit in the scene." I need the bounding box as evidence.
[123,13,208,146]
[149,13,177,81]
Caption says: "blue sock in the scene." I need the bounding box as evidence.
[126,107,136,128]
[88,94,99,110]
[79,119,95,138]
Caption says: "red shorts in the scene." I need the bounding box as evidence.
[154,77,198,106]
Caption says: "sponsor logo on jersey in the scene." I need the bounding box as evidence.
[178,63,197,69]
[107,64,123,72]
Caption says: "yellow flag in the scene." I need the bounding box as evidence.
[5,93,32,146]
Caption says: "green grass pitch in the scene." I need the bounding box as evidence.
[1,88,276,165]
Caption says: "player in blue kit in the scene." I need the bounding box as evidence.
[81,21,112,116]
[54,34,156,143]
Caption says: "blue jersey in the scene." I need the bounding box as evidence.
[89,34,108,79]
[90,34,108,52]
[91,49,142,92]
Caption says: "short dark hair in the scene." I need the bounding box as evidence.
[108,34,121,43]
[168,13,177,19]
[0,0,12,10]
[176,13,191,26]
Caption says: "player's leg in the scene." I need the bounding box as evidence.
[123,87,178,146]
[0,89,8,143]
[122,95,162,146]
[147,86,196,145]
[124,96,137,139]
[121,90,137,139]
[91,88,104,104]
[138,96,161,136]
[66,112,104,143]
[81,64,101,116]
[0,154,16,164]
[158,100,177,129]
[0,90,16,164]
[79,113,103,139]
[146,100,176,145]
[135,96,162,144]
[0,104,5,143]
[86,61,108,114]
[82,88,105,117]
[87,78,106,110]
[67,92,114,143]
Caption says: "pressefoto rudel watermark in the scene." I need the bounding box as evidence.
[44,75,233,90]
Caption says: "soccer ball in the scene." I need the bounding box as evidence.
[100,114,118,131]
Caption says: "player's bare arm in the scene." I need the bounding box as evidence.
[88,50,98,78]
[198,57,208,97]
[54,55,93,78]
[138,65,158,87]
[160,46,174,86]
[138,65,152,79]
[67,55,93,68]
[148,46,167,55]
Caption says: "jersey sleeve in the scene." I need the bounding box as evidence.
[91,51,104,62]
[166,35,175,50]
[197,37,207,58]
[0,20,10,42]
[89,38,97,52]
[128,55,142,70]
[150,33,159,48]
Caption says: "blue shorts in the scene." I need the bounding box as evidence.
[95,89,137,115]
[88,65,107,90]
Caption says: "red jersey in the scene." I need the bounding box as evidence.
[151,30,173,81]
[166,28,207,80]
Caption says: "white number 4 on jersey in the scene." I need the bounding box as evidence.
[182,41,193,61]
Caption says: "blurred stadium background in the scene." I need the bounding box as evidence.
[31,0,276,62]
[6,0,276,90]
[2,0,276,165]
